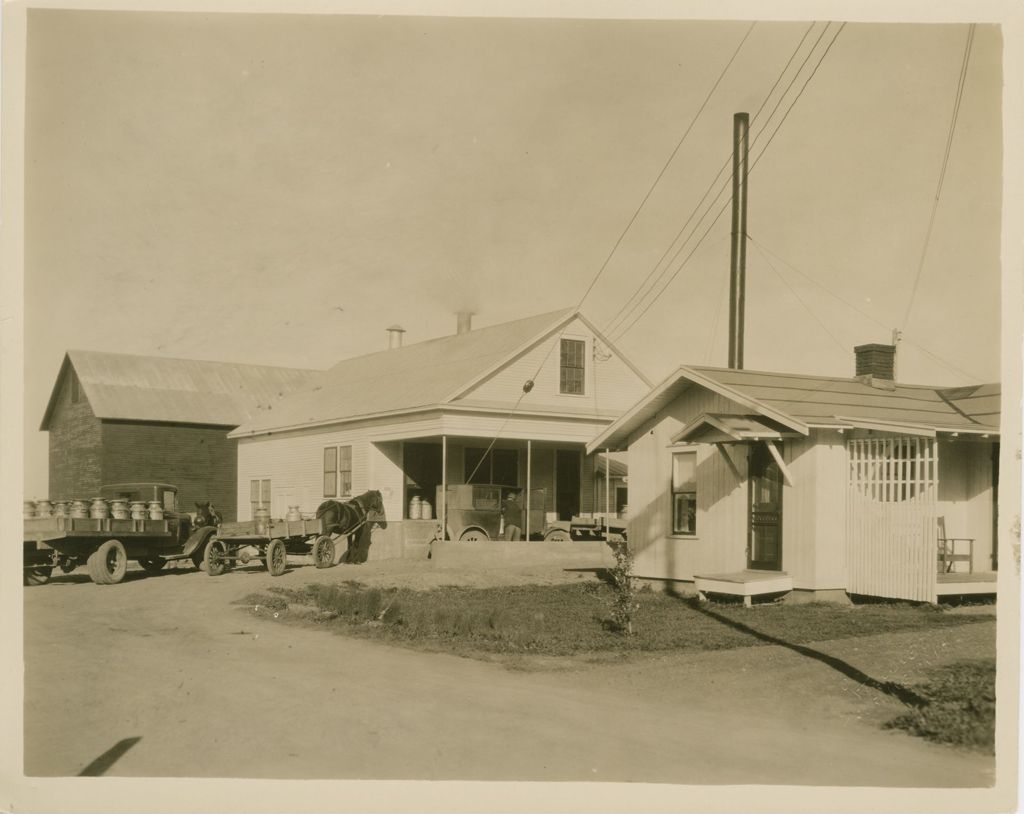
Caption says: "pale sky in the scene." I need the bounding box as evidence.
[23,11,1003,496]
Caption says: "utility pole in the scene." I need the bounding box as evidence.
[728,112,750,370]
[891,327,903,382]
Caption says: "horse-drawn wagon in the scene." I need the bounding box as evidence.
[23,483,217,586]
[202,490,386,577]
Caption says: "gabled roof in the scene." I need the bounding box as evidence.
[41,350,321,430]
[231,308,649,437]
[587,365,1001,453]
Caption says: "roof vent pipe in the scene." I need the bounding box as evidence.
[387,324,406,349]
[456,312,474,335]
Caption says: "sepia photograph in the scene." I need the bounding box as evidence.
[2,1,1021,812]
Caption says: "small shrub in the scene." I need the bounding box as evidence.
[608,542,640,635]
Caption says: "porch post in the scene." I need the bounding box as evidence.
[605,447,611,539]
[526,439,532,540]
[441,434,447,541]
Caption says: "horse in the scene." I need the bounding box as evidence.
[194,502,223,528]
[315,490,386,564]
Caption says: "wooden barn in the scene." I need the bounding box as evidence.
[228,309,651,559]
[587,344,1000,603]
[40,351,319,521]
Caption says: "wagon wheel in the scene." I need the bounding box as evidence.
[312,535,335,569]
[138,556,167,574]
[266,539,287,577]
[24,566,53,586]
[459,528,488,542]
[87,539,128,585]
[204,539,228,577]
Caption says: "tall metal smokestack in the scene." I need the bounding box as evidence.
[728,112,750,370]
[456,311,474,335]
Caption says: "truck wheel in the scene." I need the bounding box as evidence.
[459,528,488,541]
[88,540,128,585]
[24,566,53,586]
[543,528,570,542]
[312,536,335,569]
[204,539,228,577]
[266,539,287,576]
[59,557,77,574]
[138,556,167,574]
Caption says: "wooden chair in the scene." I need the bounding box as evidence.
[936,517,974,574]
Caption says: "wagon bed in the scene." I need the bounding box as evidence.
[204,517,336,577]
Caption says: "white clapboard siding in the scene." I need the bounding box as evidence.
[628,387,751,581]
[846,436,937,602]
[459,317,648,414]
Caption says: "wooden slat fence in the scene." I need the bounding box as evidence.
[846,436,937,602]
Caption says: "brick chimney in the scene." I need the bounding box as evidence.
[854,343,896,387]
[456,311,473,335]
[386,324,406,349]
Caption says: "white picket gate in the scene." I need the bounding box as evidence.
[846,437,938,602]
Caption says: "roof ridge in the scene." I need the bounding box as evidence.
[326,307,575,369]
[688,364,959,392]
[68,348,322,374]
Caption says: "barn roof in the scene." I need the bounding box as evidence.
[587,365,1001,453]
[40,350,321,430]
[231,308,647,437]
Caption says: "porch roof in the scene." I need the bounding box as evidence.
[588,365,1000,453]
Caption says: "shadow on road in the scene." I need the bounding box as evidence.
[669,592,927,709]
[78,737,141,776]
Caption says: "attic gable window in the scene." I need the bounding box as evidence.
[560,338,586,395]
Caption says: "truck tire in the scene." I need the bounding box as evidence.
[459,528,488,542]
[543,528,570,542]
[204,539,228,577]
[312,536,335,569]
[88,540,128,585]
[138,556,167,574]
[266,539,287,576]
[24,566,53,586]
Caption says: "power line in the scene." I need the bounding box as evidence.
[749,234,984,382]
[603,21,823,337]
[576,21,757,309]
[609,23,847,342]
[901,24,976,331]
[750,239,849,355]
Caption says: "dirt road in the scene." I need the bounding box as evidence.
[24,558,995,785]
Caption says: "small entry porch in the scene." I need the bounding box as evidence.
[694,570,794,607]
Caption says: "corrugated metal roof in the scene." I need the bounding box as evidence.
[588,365,1000,453]
[41,350,321,429]
[231,308,577,436]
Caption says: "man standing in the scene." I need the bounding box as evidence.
[502,490,523,541]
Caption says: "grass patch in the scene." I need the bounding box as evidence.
[251,582,992,660]
[885,659,996,752]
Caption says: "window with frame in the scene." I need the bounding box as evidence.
[671,451,697,535]
[465,447,519,487]
[323,446,353,497]
[250,479,271,516]
[559,338,586,395]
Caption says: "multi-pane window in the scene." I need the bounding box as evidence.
[465,448,519,486]
[250,479,271,517]
[671,451,697,535]
[323,446,353,497]
[560,338,586,395]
